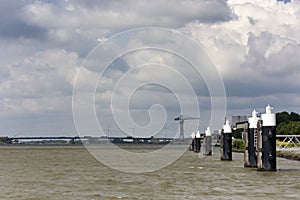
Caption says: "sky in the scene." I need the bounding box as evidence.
[1,0,300,138]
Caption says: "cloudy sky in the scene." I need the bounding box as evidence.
[1,0,300,138]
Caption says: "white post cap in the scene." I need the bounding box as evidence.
[205,127,212,136]
[266,105,273,114]
[248,109,260,128]
[196,130,201,138]
[262,104,276,126]
[223,120,232,133]
[191,132,195,138]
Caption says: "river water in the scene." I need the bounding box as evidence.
[0,145,299,200]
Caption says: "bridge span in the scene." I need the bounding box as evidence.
[1,136,176,144]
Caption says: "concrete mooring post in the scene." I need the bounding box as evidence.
[221,120,232,161]
[190,132,195,151]
[205,127,212,156]
[257,105,277,171]
[244,109,260,168]
[195,131,201,153]
[243,122,250,166]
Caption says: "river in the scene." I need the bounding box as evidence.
[0,145,299,200]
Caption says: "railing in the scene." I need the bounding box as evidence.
[276,135,300,149]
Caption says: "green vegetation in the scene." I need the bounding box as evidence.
[276,111,300,135]
[277,121,300,135]
[233,139,244,151]
[276,140,300,148]
[276,151,300,161]
[232,129,243,139]
[0,137,9,144]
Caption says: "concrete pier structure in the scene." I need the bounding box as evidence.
[205,127,212,156]
[257,105,277,171]
[244,109,260,168]
[221,120,232,161]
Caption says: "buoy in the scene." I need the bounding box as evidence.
[257,105,277,171]
[221,119,232,161]
[205,127,212,156]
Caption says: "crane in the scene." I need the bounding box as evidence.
[174,115,200,140]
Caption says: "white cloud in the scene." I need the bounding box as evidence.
[1,0,300,135]
[0,49,78,116]
[184,0,300,94]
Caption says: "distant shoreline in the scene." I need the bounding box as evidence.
[233,149,300,161]
[277,151,300,161]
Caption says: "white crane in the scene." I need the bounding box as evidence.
[174,115,200,139]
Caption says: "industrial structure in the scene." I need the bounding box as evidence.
[174,115,200,140]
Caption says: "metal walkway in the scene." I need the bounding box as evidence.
[276,135,300,150]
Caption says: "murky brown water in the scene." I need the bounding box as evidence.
[0,145,299,200]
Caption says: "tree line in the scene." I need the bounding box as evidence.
[276,111,300,135]
[232,111,300,138]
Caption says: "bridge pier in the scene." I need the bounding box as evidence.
[69,138,75,144]
[6,138,12,144]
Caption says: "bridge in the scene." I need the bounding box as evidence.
[0,136,176,145]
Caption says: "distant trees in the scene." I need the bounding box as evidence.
[232,129,243,139]
[289,112,300,121]
[276,111,300,135]
[232,139,244,151]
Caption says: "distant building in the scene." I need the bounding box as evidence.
[231,116,248,128]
